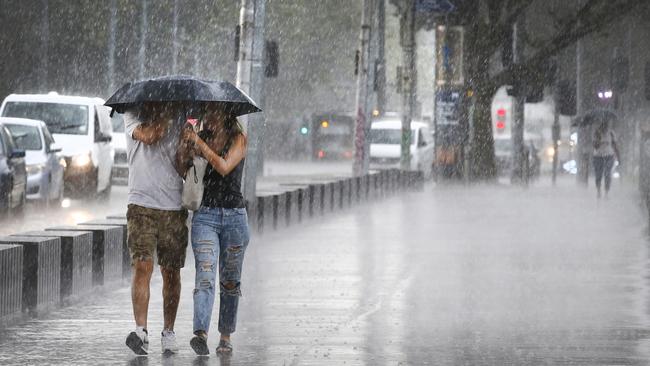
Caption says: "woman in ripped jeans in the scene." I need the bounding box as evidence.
[178,107,250,355]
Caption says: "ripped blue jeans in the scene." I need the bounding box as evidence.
[192,206,250,335]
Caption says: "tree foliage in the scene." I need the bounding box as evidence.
[390,0,646,180]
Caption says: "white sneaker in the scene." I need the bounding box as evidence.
[161,330,179,354]
[126,327,149,355]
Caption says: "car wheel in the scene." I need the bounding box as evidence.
[50,181,64,206]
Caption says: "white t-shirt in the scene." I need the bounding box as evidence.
[592,128,616,158]
[124,112,183,210]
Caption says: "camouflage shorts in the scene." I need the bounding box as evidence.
[126,204,189,269]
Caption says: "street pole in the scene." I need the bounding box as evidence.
[108,0,117,94]
[236,0,254,96]
[552,67,560,185]
[236,0,266,208]
[138,0,148,80]
[511,16,526,184]
[172,0,179,74]
[400,0,416,171]
[40,0,49,92]
[353,0,373,176]
[376,0,386,115]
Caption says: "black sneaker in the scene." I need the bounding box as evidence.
[190,334,209,356]
[126,328,149,355]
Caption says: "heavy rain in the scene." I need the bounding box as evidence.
[0,0,649,365]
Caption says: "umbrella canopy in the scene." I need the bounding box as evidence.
[572,109,618,128]
[105,75,261,117]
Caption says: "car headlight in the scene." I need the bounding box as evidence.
[26,164,44,175]
[71,153,92,167]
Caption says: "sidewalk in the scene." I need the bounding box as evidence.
[0,176,648,365]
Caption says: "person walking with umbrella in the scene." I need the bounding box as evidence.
[121,102,188,355]
[106,76,260,356]
[592,116,620,198]
[177,105,251,356]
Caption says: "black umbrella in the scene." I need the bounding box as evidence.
[105,75,261,117]
[571,109,617,128]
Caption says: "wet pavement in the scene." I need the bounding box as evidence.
[1,176,649,365]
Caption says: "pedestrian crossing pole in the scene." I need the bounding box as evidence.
[236,0,267,209]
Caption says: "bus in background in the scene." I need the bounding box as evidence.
[310,112,355,160]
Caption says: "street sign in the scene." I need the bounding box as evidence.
[435,90,461,125]
[416,0,455,13]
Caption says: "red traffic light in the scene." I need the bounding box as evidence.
[497,108,506,117]
[496,121,505,130]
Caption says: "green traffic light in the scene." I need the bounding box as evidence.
[300,126,309,135]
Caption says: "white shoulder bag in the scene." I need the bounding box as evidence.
[181,156,207,211]
[181,119,208,211]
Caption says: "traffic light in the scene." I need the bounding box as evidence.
[299,126,309,135]
[496,108,506,132]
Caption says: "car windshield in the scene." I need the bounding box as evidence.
[5,124,42,150]
[370,128,415,145]
[111,112,124,133]
[2,102,88,135]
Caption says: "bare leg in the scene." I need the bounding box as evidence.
[161,266,181,331]
[132,259,154,328]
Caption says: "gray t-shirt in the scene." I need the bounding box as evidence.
[125,112,183,210]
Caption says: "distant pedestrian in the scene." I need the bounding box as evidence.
[592,119,620,198]
[177,106,250,356]
[124,103,188,355]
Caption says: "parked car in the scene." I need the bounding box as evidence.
[0,93,114,199]
[110,112,127,185]
[369,119,435,177]
[0,122,26,216]
[2,117,65,204]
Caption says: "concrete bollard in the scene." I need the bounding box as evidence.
[46,225,122,286]
[309,184,323,217]
[80,219,130,278]
[285,189,300,227]
[298,187,309,222]
[329,181,340,212]
[0,244,23,325]
[343,177,359,207]
[15,231,92,302]
[337,178,350,209]
[0,236,60,315]
[255,194,274,233]
[274,192,288,230]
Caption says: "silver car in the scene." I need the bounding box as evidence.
[2,117,65,203]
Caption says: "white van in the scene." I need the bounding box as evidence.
[0,93,114,198]
[369,119,435,177]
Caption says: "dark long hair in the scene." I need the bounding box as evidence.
[224,115,244,142]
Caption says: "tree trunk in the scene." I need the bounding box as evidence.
[469,83,497,180]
